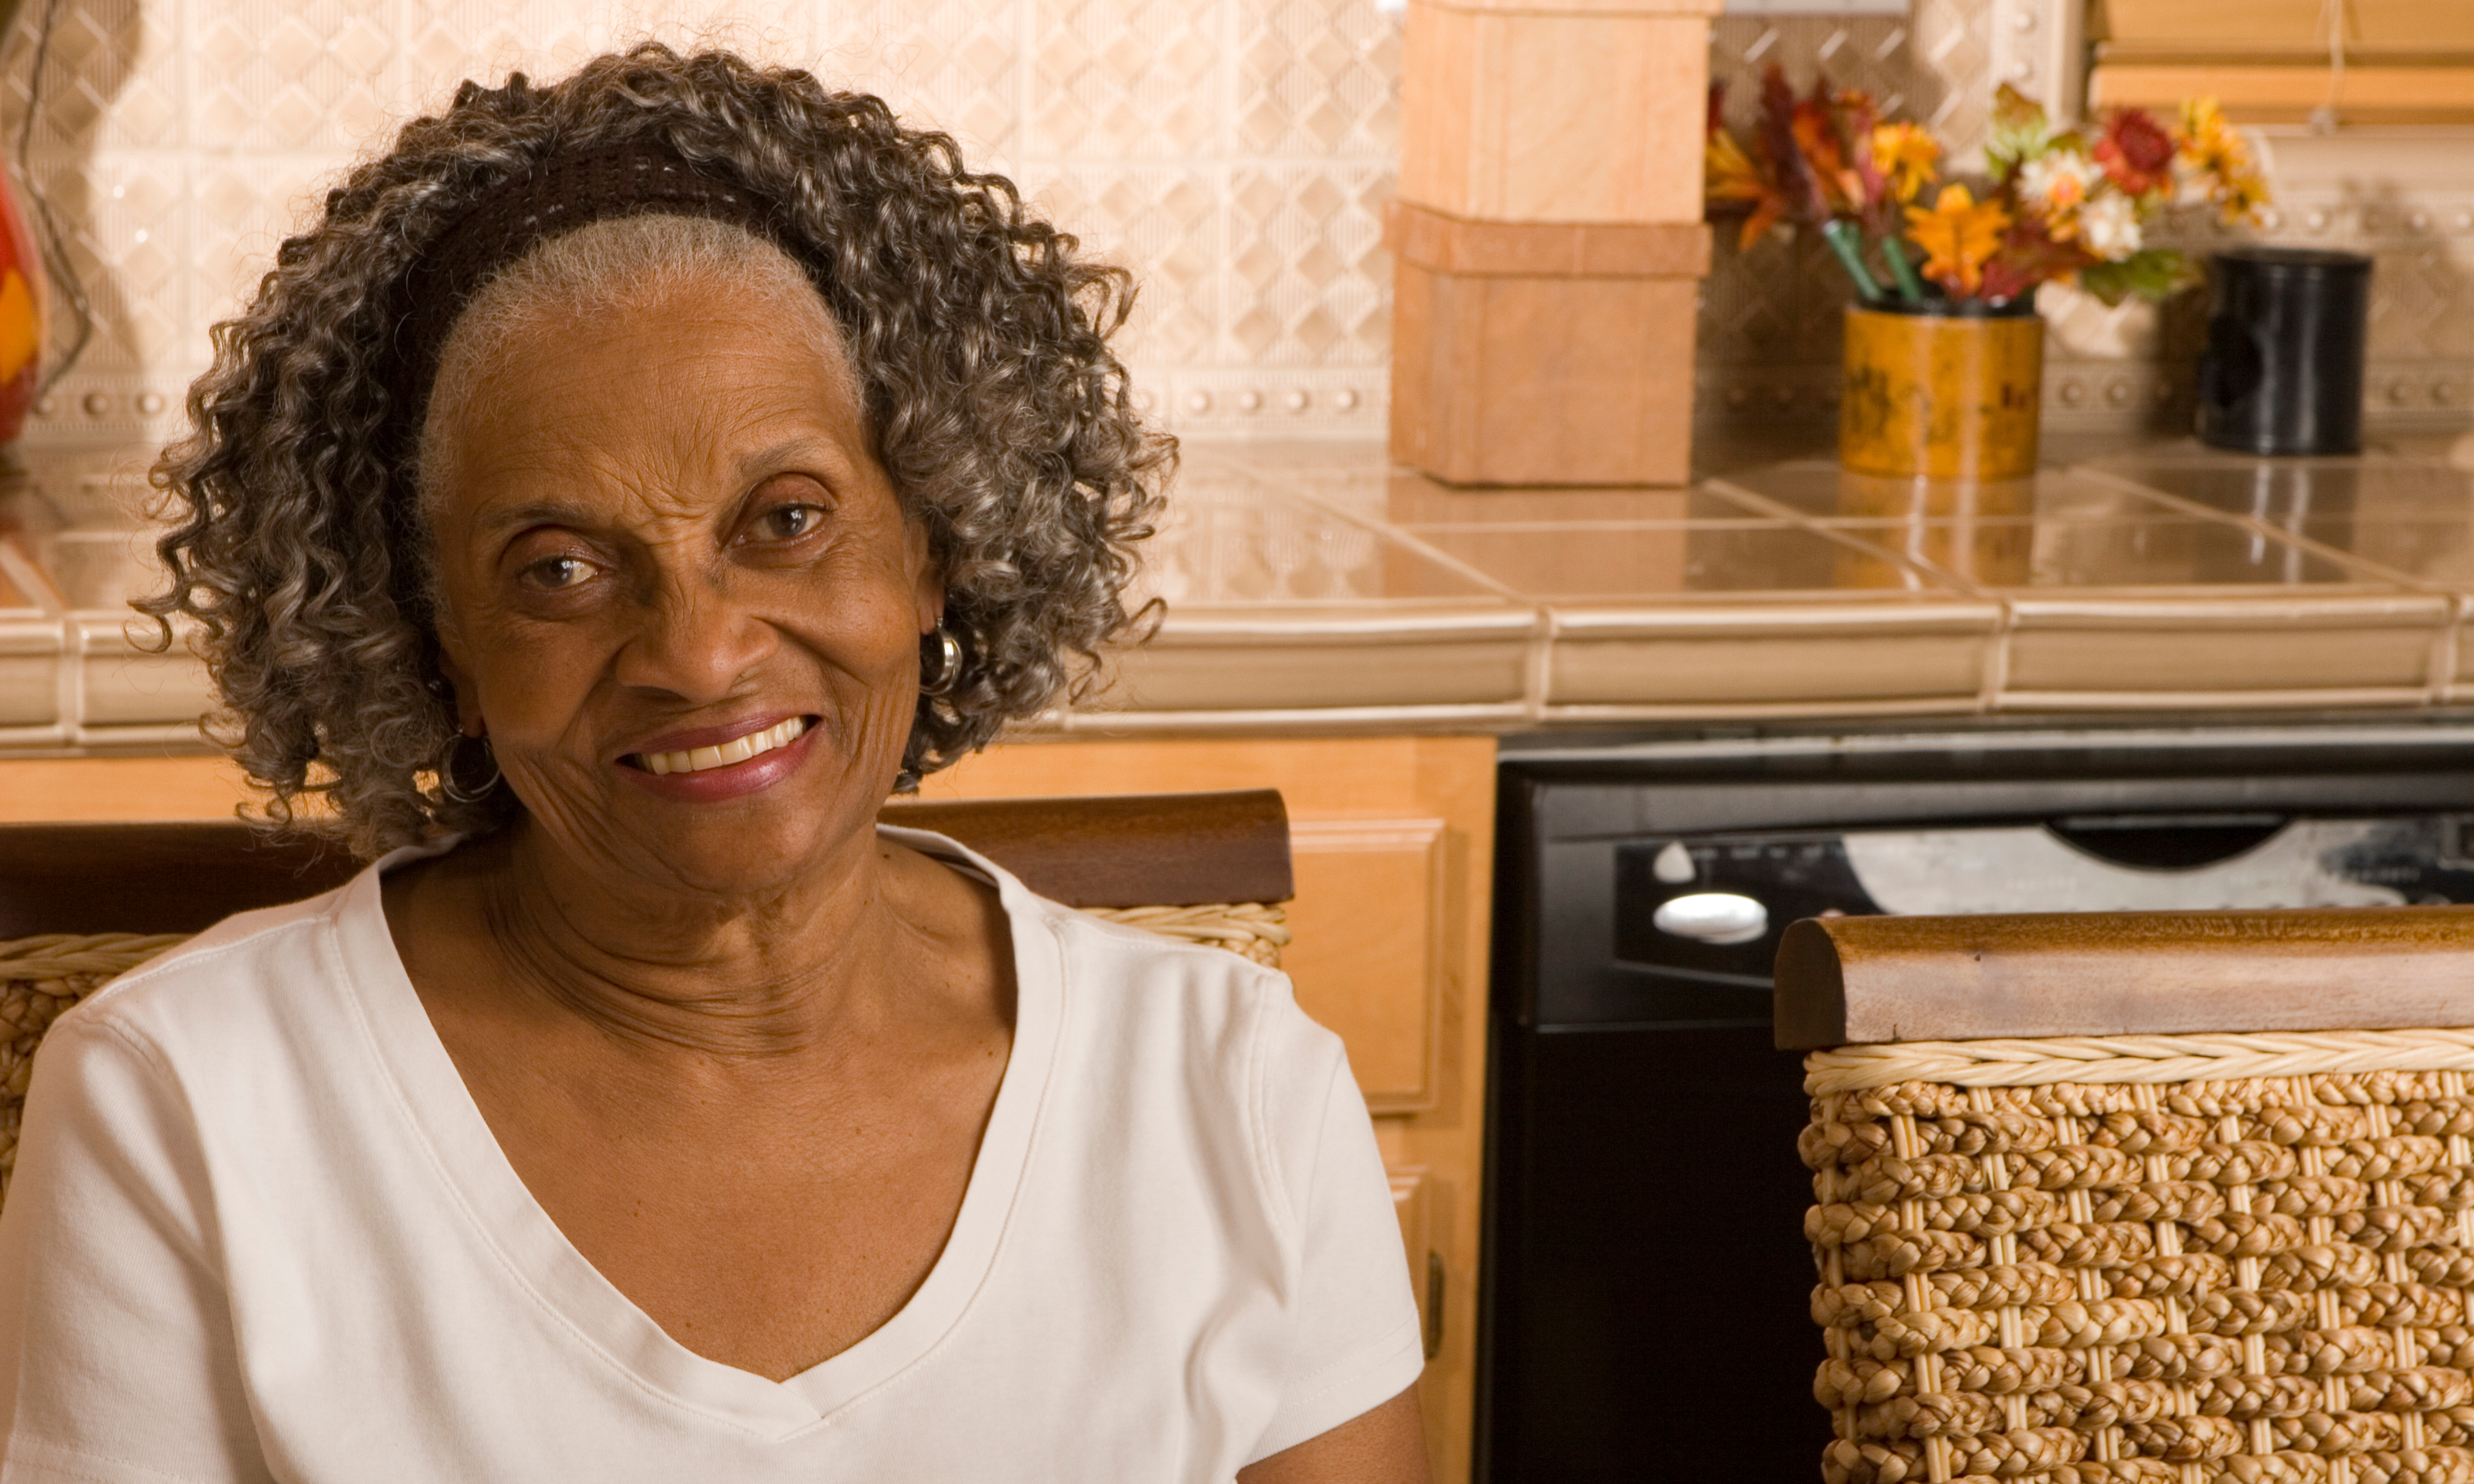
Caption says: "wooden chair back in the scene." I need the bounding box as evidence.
[1776,907,2474,1484]
[0,789,1292,936]
[0,790,1293,1196]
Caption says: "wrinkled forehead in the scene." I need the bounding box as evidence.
[416,215,864,512]
[433,299,881,530]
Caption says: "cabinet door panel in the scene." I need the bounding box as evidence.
[1286,819,1447,1113]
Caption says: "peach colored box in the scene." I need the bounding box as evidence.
[1398,0,1718,225]
[1386,204,1710,487]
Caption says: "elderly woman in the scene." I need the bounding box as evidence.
[0,47,1426,1484]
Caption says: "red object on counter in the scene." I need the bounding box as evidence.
[0,166,44,444]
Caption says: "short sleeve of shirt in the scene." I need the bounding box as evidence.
[0,1013,267,1484]
[1245,1005,1426,1463]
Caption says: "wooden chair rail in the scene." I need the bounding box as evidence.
[1773,905,2474,1050]
[881,789,1292,909]
[0,789,1294,937]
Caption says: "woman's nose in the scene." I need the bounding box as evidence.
[610,568,776,702]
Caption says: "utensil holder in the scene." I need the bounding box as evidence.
[1840,297,2044,481]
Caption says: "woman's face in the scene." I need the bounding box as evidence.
[423,274,940,899]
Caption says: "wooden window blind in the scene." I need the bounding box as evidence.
[2087,0,2474,124]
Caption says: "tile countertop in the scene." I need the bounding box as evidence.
[5,438,2474,755]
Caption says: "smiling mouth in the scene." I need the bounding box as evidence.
[627,716,812,776]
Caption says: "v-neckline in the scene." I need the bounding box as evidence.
[331,826,1061,1440]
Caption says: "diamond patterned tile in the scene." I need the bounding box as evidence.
[1223,163,1387,368]
[1233,0,1398,158]
[1030,165,1219,368]
[1699,227,1854,375]
[1907,0,1989,163]
[819,0,1022,161]
[191,0,398,152]
[0,0,184,151]
[193,155,339,333]
[2367,242,2474,361]
[1710,13,1974,152]
[602,0,820,71]
[1031,0,1221,161]
[399,0,599,106]
[30,153,187,377]
[0,0,1428,448]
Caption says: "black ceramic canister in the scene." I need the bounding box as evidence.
[2197,247,2373,456]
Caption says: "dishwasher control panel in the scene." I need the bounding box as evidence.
[1610,812,2474,988]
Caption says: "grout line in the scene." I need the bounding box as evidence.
[1261,471,1530,605]
[1702,475,1999,601]
[2065,463,2445,594]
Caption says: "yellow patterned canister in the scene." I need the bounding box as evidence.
[1838,301,2044,481]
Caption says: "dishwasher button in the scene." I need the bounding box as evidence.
[1651,892,1770,946]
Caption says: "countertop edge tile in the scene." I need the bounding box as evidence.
[2005,593,2454,626]
[1546,600,2004,637]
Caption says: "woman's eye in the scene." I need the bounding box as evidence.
[759,505,824,541]
[521,555,600,591]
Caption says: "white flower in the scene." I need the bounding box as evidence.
[2018,149,2096,213]
[2078,192,2144,259]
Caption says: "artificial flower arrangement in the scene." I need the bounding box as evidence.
[1706,68,2270,309]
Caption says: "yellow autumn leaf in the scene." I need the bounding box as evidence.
[1705,128,1788,249]
[1705,128,1767,206]
[1870,123,1940,204]
[1904,184,2011,297]
[2177,96,2269,226]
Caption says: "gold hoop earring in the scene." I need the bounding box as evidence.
[920,625,963,697]
[439,735,501,806]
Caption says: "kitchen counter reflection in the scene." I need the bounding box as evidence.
[1118,440,2472,727]
[5,439,2474,750]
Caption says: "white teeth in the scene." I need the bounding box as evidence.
[636,717,808,776]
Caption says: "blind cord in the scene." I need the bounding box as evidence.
[2310,0,2348,133]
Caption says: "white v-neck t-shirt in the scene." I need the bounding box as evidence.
[0,828,1422,1482]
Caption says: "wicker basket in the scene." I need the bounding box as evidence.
[0,902,1286,1207]
[1802,1030,2474,1484]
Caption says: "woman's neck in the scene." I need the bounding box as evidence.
[435,821,928,1061]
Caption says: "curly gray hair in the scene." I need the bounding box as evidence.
[140,44,1170,858]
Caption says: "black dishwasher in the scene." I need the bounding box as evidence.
[1479,717,2474,1483]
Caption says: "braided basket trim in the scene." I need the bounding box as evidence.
[1083,902,1289,968]
[0,933,197,980]
[1810,1030,2474,1095]
[1805,1058,2474,1484]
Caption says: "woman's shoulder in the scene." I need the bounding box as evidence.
[55,873,370,1063]
[1015,890,1347,1092]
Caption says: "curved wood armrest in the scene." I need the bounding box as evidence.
[1773,906,2474,1050]
[0,789,1294,936]
[0,822,358,937]
[882,788,1292,909]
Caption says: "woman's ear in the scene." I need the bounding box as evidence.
[436,650,487,739]
[910,523,947,635]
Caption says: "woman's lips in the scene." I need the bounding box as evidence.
[615,715,819,802]
[628,715,810,776]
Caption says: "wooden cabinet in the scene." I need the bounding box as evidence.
[1290,817,1448,1112]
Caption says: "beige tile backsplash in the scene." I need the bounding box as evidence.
[0,0,2465,510]
[0,0,1404,499]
